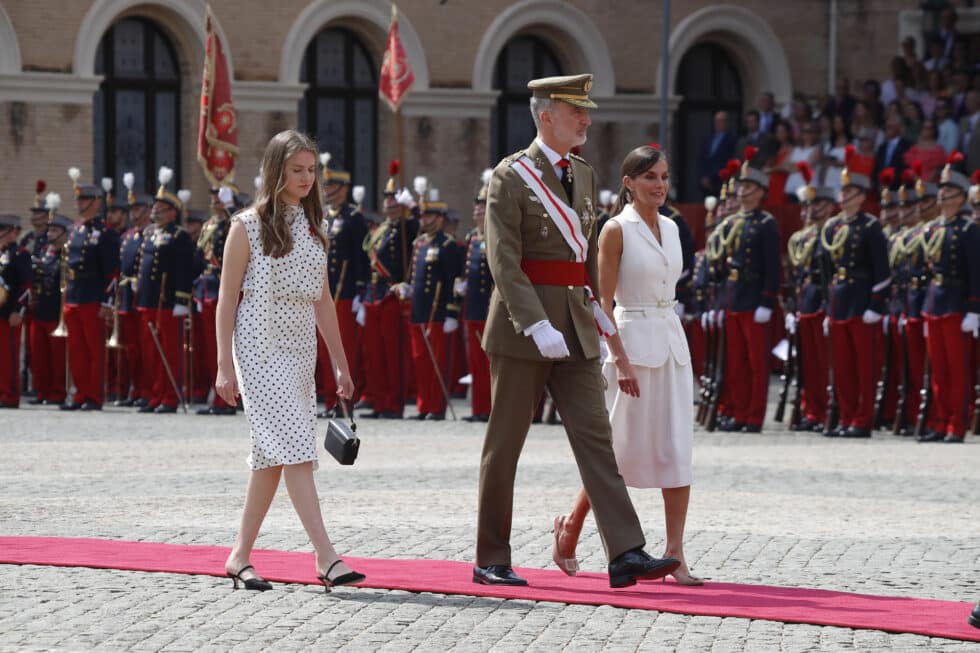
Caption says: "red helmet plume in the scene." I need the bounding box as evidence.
[971,170,980,185]
[911,160,924,179]
[948,150,965,166]
[743,146,759,163]
[900,169,916,186]
[726,159,741,176]
[35,180,46,195]
[719,168,731,182]
[844,144,856,168]
[388,160,400,177]
[878,167,895,187]
[796,161,813,185]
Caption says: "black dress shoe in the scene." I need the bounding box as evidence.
[823,425,843,437]
[133,398,149,409]
[317,408,337,419]
[79,400,102,411]
[137,404,157,413]
[212,406,236,416]
[0,402,18,409]
[917,429,945,443]
[353,400,372,410]
[843,426,871,438]
[943,432,965,443]
[114,398,134,407]
[27,398,44,405]
[380,410,402,419]
[472,565,528,586]
[154,404,177,414]
[414,412,428,420]
[463,414,490,423]
[721,421,745,432]
[969,602,980,629]
[426,412,445,421]
[359,411,383,419]
[608,548,680,588]
[741,424,762,433]
[60,402,81,411]
[196,406,214,415]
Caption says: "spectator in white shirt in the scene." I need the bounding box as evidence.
[936,99,961,155]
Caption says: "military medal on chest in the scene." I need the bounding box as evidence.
[425,246,440,263]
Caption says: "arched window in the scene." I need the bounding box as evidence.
[491,35,563,163]
[299,27,378,207]
[93,17,181,196]
[672,42,742,201]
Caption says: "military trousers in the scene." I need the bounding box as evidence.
[64,303,105,406]
[925,314,973,436]
[476,353,645,567]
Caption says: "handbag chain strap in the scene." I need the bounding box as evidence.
[336,399,357,432]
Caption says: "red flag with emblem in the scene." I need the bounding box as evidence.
[378,5,415,112]
[197,5,238,186]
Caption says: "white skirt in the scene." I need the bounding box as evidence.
[602,358,694,488]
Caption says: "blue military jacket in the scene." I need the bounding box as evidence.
[724,208,780,312]
[461,229,493,322]
[689,250,711,316]
[885,226,909,318]
[0,242,31,319]
[923,212,980,316]
[789,224,829,316]
[136,222,194,310]
[367,217,419,299]
[32,244,63,322]
[409,230,460,325]
[194,213,231,303]
[898,223,930,318]
[118,225,144,314]
[65,217,119,306]
[326,204,369,301]
[20,229,47,259]
[821,212,890,320]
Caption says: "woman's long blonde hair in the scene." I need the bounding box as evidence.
[253,129,329,258]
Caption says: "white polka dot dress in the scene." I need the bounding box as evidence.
[232,205,327,470]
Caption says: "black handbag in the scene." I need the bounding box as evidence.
[323,401,359,465]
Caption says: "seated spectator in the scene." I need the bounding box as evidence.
[822,77,857,125]
[881,56,911,105]
[757,91,781,133]
[851,133,877,180]
[735,110,776,168]
[853,101,884,148]
[900,36,927,89]
[950,69,971,120]
[875,115,913,180]
[763,122,794,207]
[935,98,961,154]
[923,37,949,73]
[960,90,980,171]
[821,115,852,189]
[783,123,822,201]
[904,120,946,181]
[902,101,926,143]
[787,98,813,141]
[696,110,736,198]
[918,70,947,119]
[861,80,886,126]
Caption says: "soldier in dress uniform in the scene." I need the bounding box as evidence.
[719,148,780,433]
[0,214,32,407]
[103,179,130,234]
[786,176,836,431]
[194,186,236,415]
[970,172,980,223]
[61,170,120,410]
[688,195,718,378]
[316,157,369,417]
[27,211,73,406]
[873,169,902,428]
[134,168,194,413]
[360,162,419,419]
[454,171,494,422]
[819,148,890,437]
[444,209,469,399]
[182,204,208,405]
[22,182,51,259]
[102,181,131,401]
[116,178,153,407]
[397,190,460,420]
[916,153,980,442]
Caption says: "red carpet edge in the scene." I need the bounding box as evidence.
[1,537,977,643]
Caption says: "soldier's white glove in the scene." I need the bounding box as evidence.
[674,303,685,320]
[923,320,929,338]
[898,316,906,334]
[395,188,416,208]
[862,309,882,324]
[961,312,979,333]
[443,317,459,334]
[717,310,725,327]
[525,320,570,359]
[394,283,411,300]
[355,304,366,327]
[172,304,190,317]
[351,295,363,314]
[599,337,610,363]
[822,316,830,336]
[453,279,467,296]
[701,313,709,330]
[882,317,890,335]
[754,306,772,324]
[784,312,797,334]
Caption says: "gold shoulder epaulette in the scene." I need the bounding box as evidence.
[568,152,592,168]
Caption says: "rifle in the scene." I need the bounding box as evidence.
[146,272,188,414]
[871,318,893,429]
[705,313,726,431]
[913,357,932,438]
[788,322,804,429]
[419,280,457,420]
[892,320,909,434]
[971,329,979,435]
[696,315,714,425]
[774,309,796,423]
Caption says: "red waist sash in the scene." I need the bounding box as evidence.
[520,259,586,287]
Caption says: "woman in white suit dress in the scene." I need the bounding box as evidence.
[553,145,701,585]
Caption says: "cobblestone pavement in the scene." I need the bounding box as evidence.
[2,384,979,651]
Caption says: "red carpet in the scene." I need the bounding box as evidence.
[1,537,977,642]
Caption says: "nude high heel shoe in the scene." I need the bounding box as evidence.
[552,515,579,576]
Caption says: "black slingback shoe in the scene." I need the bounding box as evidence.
[227,564,272,591]
[317,559,366,593]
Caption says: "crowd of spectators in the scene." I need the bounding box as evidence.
[697,6,980,206]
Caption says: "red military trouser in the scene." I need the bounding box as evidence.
[830,317,878,430]
[197,300,230,407]
[316,298,358,409]
[361,294,403,414]
[904,318,943,431]
[64,303,105,405]
[925,313,973,436]
[466,319,491,416]
[119,311,150,402]
[139,308,181,409]
[724,310,770,427]
[28,318,66,403]
[410,323,448,415]
[0,320,23,404]
[687,319,706,378]
[797,312,828,424]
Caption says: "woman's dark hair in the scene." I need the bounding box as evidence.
[611,145,669,216]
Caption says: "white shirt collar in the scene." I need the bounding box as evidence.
[535,137,567,167]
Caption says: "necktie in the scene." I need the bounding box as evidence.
[558,158,573,203]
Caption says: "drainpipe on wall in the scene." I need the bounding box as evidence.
[828,0,838,93]
[659,0,670,150]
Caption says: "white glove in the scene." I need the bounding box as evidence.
[882,317,889,335]
[355,304,366,327]
[172,304,190,317]
[784,312,797,334]
[701,313,709,330]
[527,321,570,359]
[898,316,906,335]
[717,310,725,327]
[822,316,830,336]
[674,303,685,320]
[961,312,979,333]
[395,283,411,300]
[351,295,363,314]
[862,309,882,324]
[923,321,929,338]
[395,188,416,208]
[599,337,610,363]
[443,317,459,334]
[453,279,467,296]
[754,306,772,324]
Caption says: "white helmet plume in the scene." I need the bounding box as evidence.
[158,166,174,187]
[123,172,135,191]
[413,176,428,196]
[704,196,718,211]
[352,185,366,205]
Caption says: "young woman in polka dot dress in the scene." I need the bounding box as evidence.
[215,129,364,592]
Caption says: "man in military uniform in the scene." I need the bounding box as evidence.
[917,154,980,442]
[872,169,902,428]
[117,181,153,407]
[22,182,51,259]
[689,195,719,379]
[360,164,419,419]
[61,174,119,411]
[455,173,494,422]
[476,74,678,588]
[317,160,369,417]
[720,150,780,433]
[135,173,194,413]
[28,212,73,406]
[194,186,236,415]
[0,214,32,407]
[397,191,459,421]
[820,153,890,437]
